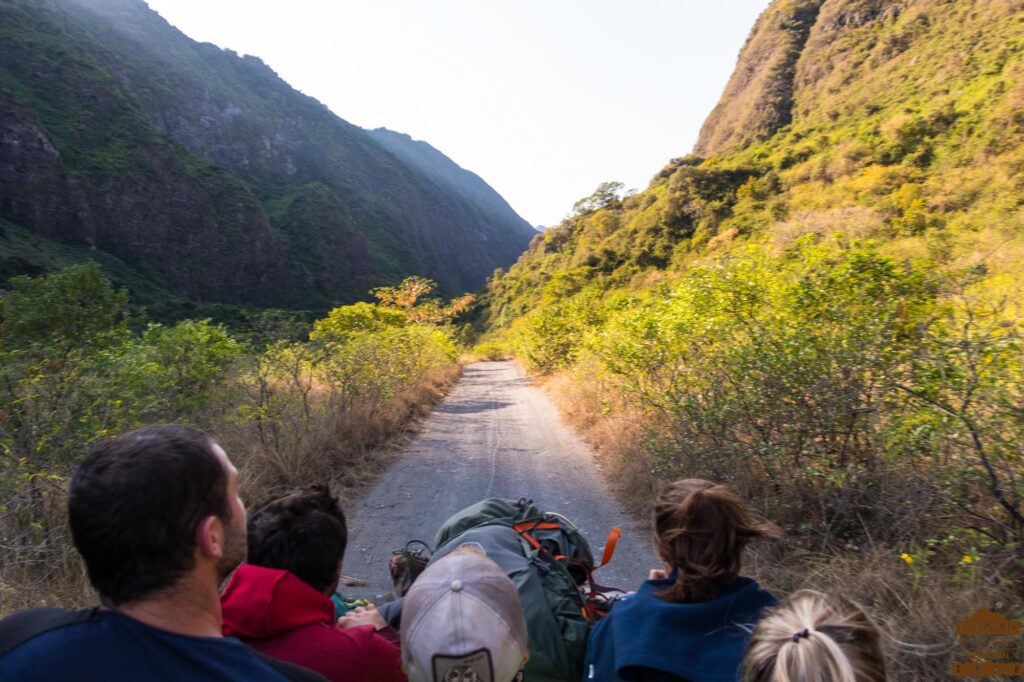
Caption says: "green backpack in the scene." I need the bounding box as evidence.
[431,498,621,682]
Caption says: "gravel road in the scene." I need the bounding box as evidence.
[341,360,658,600]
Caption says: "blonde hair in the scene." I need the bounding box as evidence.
[654,479,779,602]
[743,590,888,682]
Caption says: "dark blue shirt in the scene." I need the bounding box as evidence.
[584,575,776,682]
[0,609,293,681]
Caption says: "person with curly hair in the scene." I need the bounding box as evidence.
[585,479,780,681]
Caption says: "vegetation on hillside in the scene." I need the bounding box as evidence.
[0,0,534,311]
[479,1,1024,677]
[2,0,1021,677]
[0,264,465,614]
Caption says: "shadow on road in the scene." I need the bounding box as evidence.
[437,400,512,414]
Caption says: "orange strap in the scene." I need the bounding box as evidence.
[513,521,562,553]
[513,522,562,532]
[596,527,620,569]
[519,532,541,550]
[514,521,620,572]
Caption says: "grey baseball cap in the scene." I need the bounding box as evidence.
[401,548,529,682]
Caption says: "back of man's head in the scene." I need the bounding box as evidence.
[69,424,231,605]
[246,485,347,594]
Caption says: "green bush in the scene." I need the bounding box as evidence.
[519,240,1023,557]
[0,265,463,611]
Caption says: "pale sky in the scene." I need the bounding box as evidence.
[144,1,769,228]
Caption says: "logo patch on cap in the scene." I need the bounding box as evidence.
[432,648,494,682]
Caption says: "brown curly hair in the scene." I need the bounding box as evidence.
[653,479,779,603]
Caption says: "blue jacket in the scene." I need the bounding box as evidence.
[0,609,299,682]
[583,575,775,682]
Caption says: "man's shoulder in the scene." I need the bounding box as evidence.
[249,648,328,681]
[0,606,104,655]
[0,607,324,682]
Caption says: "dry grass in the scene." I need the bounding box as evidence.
[544,371,658,517]
[746,544,1019,680]
[223,363,460,502]
[0,362,461,618]
[543,369,1023,681]
[0,484,95,616]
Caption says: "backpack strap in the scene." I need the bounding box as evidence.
[596,527,621,569]
[0,607,104,656]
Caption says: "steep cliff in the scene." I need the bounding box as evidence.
[0,0,535,308]
[486,0,1024,325]
[694,0,824,157]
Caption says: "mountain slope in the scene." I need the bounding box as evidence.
[368,128,537,236]
[485,0,1024,325]
[694,0,825,158]
[0,0,535,308]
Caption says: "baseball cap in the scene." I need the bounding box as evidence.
[401,547,529,682]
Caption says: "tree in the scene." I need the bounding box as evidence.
[572,181,625,216]
[371,276,437,309]
[309,302,406,344]
[370,276,475,325]
[0,262,128,354]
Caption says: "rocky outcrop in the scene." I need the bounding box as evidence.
[0,74,290,305]
[694,0,825,157]
[693,0,951,158]
[488,0,1024,326]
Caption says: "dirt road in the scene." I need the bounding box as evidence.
[341,361,658,600]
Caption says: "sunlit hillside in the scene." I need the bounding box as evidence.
[482,2,1024,678]
[488,0,1023,325]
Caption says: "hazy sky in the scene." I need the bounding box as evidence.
[144,1,769,227]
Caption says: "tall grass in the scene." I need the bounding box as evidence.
[547,372,1018,680]
[0,265,462,616]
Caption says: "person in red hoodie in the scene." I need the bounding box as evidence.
[221,485,406,682]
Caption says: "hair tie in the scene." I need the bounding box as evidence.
[792,628,810,642]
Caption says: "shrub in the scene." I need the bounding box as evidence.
[0,266,462,615]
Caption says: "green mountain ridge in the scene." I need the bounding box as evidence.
[0,0,536,310]
[485,0,1024,326]
[367,128,538,237]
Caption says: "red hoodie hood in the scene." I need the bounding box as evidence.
[221,564,334,639]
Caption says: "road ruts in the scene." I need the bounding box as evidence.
[341,360,658,600]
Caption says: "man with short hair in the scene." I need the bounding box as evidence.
[0,424,322,681]
[221,485,405,682]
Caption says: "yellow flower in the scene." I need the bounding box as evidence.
[961,555,974,564]
[900,553,913,565]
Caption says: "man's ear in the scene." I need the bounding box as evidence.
[196,515,224,560]
[330,562,342,591]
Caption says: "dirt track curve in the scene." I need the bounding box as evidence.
[342,360,658,600]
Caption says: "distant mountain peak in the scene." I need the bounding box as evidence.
[367,127,534,240]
